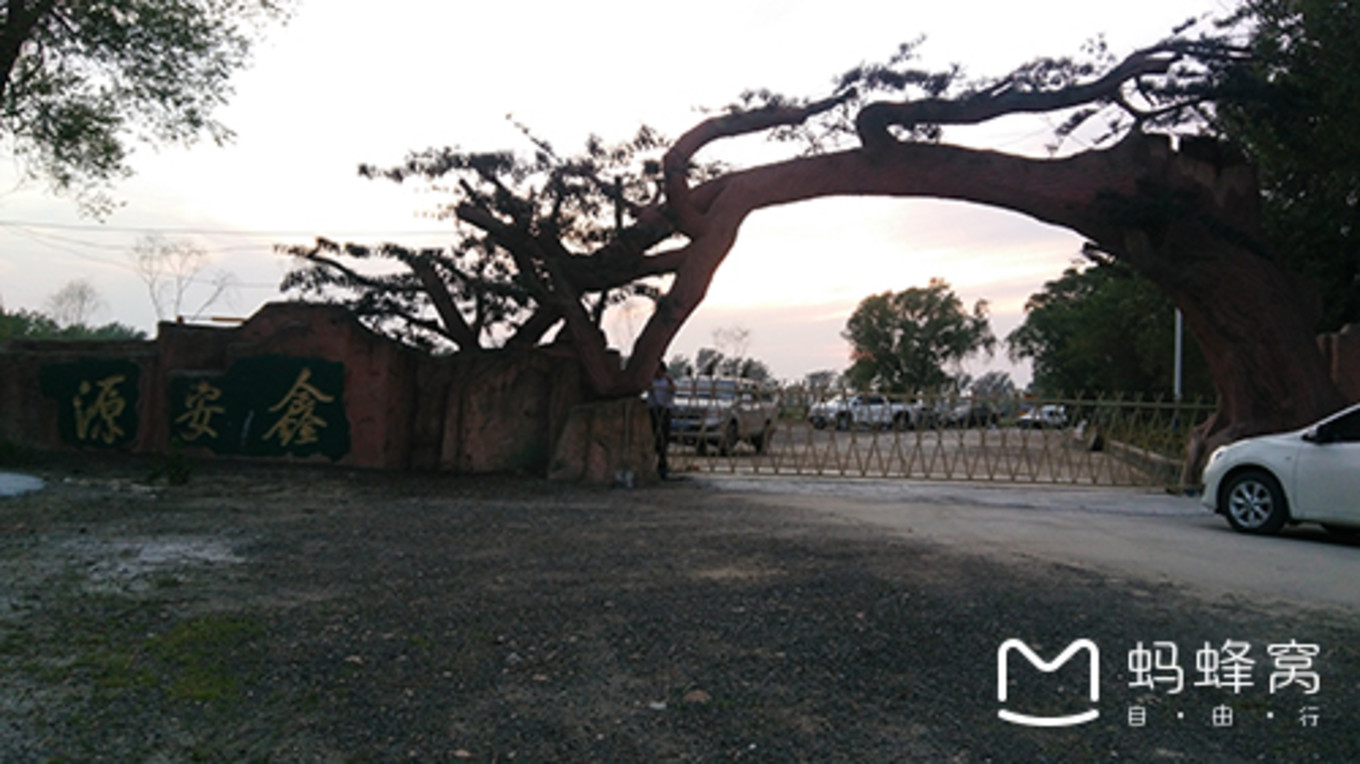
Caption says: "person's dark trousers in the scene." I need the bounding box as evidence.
[649,406,671,478]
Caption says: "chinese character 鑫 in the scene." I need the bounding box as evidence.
[263,367,335,447]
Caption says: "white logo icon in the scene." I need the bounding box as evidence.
[997,638,1101,727]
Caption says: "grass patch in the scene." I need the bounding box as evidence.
[147,613,265,703]
[74,650,158,691]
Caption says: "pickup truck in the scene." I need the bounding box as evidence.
[670,377,777,454]
[808,394,915,430]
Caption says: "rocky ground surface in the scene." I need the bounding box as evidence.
[0,453,1356,762]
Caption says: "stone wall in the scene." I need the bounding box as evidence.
[0,303,641,481]
[1319,323,1360,404]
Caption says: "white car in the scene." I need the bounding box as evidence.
[1017,404,1067,429]
[1200,402,1360,536]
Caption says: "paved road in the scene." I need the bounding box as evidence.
[696,475,1360,613]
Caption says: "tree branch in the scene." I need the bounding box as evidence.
[663,90,856,236]
[404,252,482,351]
[506,304,561,348]
[854,44,1201,149]
[283,244,427,296]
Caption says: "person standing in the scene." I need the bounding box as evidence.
[647,363,676,479]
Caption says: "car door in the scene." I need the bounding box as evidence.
[1291,408,1360,524]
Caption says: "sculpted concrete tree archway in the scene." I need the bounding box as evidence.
[634,125,1343,468]
[604,43,1345,468]
[291,37,1345,470]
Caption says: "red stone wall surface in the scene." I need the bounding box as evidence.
[0,302,598,476]
[1319,323,1360,405]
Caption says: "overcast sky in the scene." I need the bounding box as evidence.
[0,0,1234,385]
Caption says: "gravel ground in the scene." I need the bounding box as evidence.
[0,454,1356,762]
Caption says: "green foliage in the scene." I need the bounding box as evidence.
[666,354,694,378]
[0,307,146,341]
[0,1,291,216]
[970,370,1016,400]
[1006,260,1214,397]
[1212,0,1360,331]
[688,347,773,382]
[843,278,995,394]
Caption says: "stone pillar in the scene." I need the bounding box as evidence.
[547,397,657,485]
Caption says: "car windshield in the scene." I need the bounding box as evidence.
[677,380,739,401]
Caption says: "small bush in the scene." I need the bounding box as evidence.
[144,441,195,486]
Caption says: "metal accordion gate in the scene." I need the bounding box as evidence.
[668,386,1214,489]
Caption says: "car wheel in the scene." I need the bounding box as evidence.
[1221,469,1289,534]
[810,416,827,430]
[718,421,739,456]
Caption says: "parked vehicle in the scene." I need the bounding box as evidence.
[671,377,777,455]
[1200,402,1360,537]
[944,400,999,428]
[1017,404,1068,429]
[808,394,915,430]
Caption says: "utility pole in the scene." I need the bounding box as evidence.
[1174,308,1184,401]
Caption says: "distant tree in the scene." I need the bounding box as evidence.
[688,346,773,382]
[726,357,773,383]
[1,306,144,341]
[802,369,843,394]
[694,347,723,377]
[45,279,103,327]
[666,354,693,378]
[843,278,995,394]
[970,370,1017,400]
[131,235,235,321]
[0,1,291,215]
[1007,258,1214,398]
[711,326,751,361]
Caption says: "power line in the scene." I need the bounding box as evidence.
[3,225,281,290]
[0,219,453,237]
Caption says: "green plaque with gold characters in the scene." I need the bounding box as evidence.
[39,359,141,448]
[168,355,350,460]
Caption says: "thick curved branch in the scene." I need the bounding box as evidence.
[405,254,481,351]
[457,200,688,295]
[663,90,855,237]
[613,131,1260,396]
[506,305,562,348]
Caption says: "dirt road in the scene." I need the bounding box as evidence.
[703,475,1360,612]
[1,457,1355,761]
